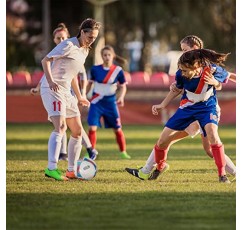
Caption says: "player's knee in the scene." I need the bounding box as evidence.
[156,139,169,149]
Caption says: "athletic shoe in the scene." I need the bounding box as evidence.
[59,153,68,161]
[219,175,231,183]
[125,167,149,180]
[120,152,131,159]
[45,168,68,181]
[148,163,170,180]
[86,147,98,160]
[66,170,78,179]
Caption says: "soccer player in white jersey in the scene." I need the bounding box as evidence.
[40,18,101,181]
[30,23,98,162]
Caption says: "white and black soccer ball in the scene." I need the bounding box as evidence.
[75,158,97,180]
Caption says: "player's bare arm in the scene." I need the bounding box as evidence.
[152,90,180,115]
[71,76,90,107]
[41,56,59,92]
[116,83,127,107]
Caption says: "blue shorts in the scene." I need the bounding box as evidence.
[87,99,121,129]
[166,105,219,137]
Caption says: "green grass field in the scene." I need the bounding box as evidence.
[6,123,236,230]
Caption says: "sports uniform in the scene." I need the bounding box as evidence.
[87,64,126,128]
[41,37,88,119]
[166,66,229,135]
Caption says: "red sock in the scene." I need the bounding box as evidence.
[154,144,169,171]
[211,143,226,176]
[115,129,126,152]
[88,130,97,149]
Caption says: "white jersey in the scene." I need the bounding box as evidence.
[41,37,89,91]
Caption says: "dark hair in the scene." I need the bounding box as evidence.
[178,49,230,68]
[180,35,204,49]
[77,18,101,38]
[53,23,70,38]
[101,45,127,66]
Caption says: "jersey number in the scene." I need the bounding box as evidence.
[53,101,61,111]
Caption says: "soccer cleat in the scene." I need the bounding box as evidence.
[125,167,149,180]
[66,170,78,179]
[59,153,68,161]
[219,175,231,183]
[120,151,131,159]
[148,163,170,180]
[45,168,68,181]
[86,147,98,160]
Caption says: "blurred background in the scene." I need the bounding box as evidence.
[6,0,236,125]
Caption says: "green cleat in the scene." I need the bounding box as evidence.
[120,151,131,159]
[45,168,68,181]
[125,167,149,180]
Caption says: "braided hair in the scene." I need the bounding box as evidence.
[180,35,204,49]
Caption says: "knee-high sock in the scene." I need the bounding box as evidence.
[154,144,168,171]
[60,132,67,154]
[82,128,92,148]
[48,132,63,170]
[211,143,226,176]
[68,136,82,172]
[224,154,236,175]
[141,149,156,174]
[115,129,126,152]
[88,130,97,149]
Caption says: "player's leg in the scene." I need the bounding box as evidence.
[41,89,68,181]
[81,127,98,160]
[87,103,102,149]
[45,115,68,181]
[65,116,83,179]
[125,127,178,180]
[201,134,236,176]
[204,123,230,183]
[113,127,131,159]
[59,132,68,161]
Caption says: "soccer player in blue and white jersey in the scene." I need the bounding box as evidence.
[86,45,131,159]
[126,49,232,183]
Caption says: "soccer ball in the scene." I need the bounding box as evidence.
[75,157,97,180]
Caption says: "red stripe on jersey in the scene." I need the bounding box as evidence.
[102,65,117,83]
[90,93,100,102]
[195,67,210,94]
[180,98,193,106]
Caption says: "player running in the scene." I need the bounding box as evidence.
[126,49,232,183]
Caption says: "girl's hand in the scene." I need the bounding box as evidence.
[152,104,163,115]
[48,81,59,92]
[78,97,90,107]
[204,72,219,86]
[116,97,124,107]
[30,87,40,95]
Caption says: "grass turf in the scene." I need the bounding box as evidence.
[6,123,236,230]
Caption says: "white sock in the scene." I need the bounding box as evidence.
[224,154,236,175]
[68,136,82,172]
[141,149,157,174]
[81,127,92,148]
[60,132,67,154]
[48,132,63,170]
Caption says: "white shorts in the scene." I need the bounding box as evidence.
[40,87,80,120]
